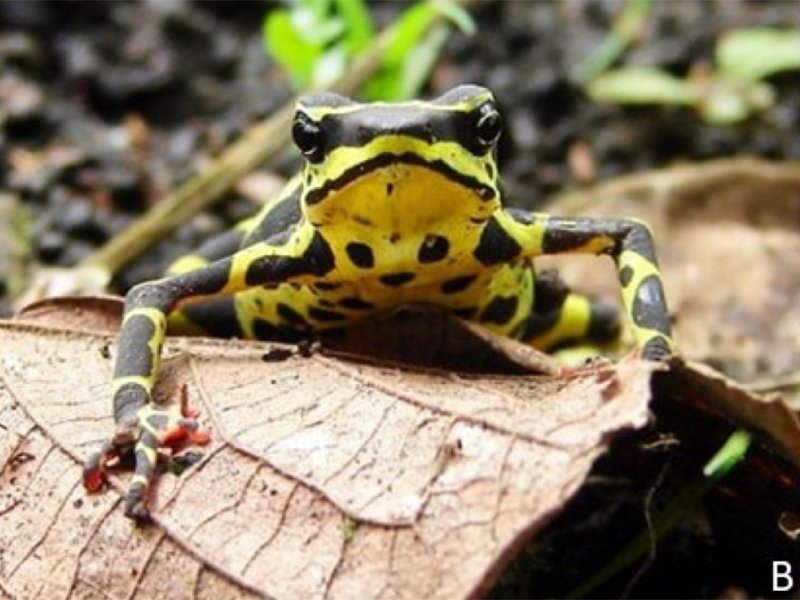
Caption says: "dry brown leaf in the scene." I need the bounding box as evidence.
[0,305,656,599]
[17,294,123,333]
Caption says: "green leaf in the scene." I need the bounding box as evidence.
[385,3,438,68]
[265,0,472,99]
[432,0,476,36]
[362,69,402,101]
[363,4,437,100]
[699,79,775,124]
[385,1,474,67]
[587,67,696,105]
[334,0,374,54]
[365,1,475,101]
[717,28,800,83]
[302,0,333,23]
[400,23,451,99]
[703,429,751,478]
[700,84,751,124]
[263,9,322,88]
[291,5,344,47]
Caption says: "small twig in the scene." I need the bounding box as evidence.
[620,454,671,598]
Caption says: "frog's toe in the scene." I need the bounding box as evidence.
[83,440,117,492]
[123,406,210,521]
[83,434,138,490]
[124,483,152,524]
[154,414,210,446]
[124,434,160,523]
[642,336,672,362]
[84,393,210,522]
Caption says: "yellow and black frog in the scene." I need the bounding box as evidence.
[84,85,673,522]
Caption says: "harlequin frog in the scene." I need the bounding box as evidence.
[84,85,673,522]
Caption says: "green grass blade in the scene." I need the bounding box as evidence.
[334,0,374,54]
[588,67,696,105]
[263,9,322,88]
[703,429,751,477]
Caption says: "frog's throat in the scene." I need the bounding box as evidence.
[305,159,500,232]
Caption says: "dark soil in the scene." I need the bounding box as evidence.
[1,1,798,597]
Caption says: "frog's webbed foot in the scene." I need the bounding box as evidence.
[83,386,210,524]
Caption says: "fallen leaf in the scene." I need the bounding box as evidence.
[16,294,123,333]
[0,304,656,599]
[318,304,562,375]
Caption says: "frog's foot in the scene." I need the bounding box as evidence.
[83,386,210,524]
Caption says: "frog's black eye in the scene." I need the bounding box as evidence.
[475,103,502,149]
[292,112,325,163]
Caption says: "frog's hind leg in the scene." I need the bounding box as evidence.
[522,270,622,355]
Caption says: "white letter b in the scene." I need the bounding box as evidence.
[773,561,793,592]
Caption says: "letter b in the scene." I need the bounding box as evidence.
[773,561,793,592]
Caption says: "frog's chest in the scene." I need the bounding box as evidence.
[232,261,535,340]
[308,163,494,283]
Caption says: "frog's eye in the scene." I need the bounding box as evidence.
[475,103,502,149]
[292,112,325,163]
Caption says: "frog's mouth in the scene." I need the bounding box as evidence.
[304,152,496,207]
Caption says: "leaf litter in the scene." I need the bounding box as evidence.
[1,302,659,599]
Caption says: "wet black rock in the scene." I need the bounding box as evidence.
[35,228,67,262]
[0,32,44,72]
[0,73,49,142]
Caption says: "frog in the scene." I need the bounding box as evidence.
[83,84,673,522]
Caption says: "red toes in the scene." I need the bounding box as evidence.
[188,429,210,445]
[83,467,106,493]
[157,422,210,447]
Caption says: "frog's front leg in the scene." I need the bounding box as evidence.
[84,232,334,522]
[488,210,674,359]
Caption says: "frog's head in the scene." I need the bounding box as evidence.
[292,85,502,230]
